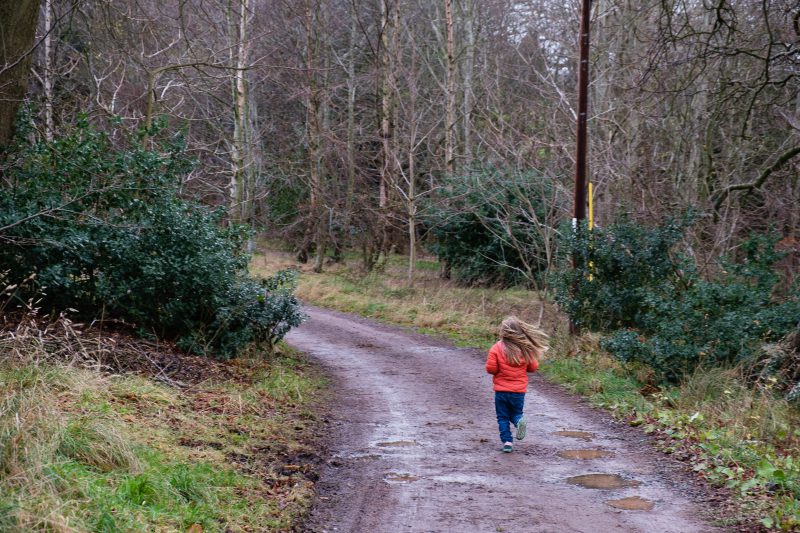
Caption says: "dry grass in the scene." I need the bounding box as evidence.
[251,249,562,350]
[0,359,140,530]
[677,365,800,450]
[0,314,325,531]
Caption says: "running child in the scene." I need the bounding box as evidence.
[485,316,549,453]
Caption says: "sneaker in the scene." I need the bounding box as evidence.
[502,442,513,453]
[516,416,527,441]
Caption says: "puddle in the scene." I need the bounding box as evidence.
[566,474,641,490]
[376,440,417,448]
[553,430,595,441]
[384,472,419,484]
[606,496,654,511]
[558,449,613,460]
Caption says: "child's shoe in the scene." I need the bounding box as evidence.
[515,416,527,440]
[502,442,513,453]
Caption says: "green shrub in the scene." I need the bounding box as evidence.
[552,215,693,331]
[0,121,304,358]
[554,219,800,382]
[424,169,562,287]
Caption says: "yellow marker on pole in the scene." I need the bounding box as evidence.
[588,182,594,281]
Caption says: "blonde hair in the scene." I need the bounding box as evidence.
[498,316,549,366]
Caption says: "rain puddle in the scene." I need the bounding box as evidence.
[553,430,595,441]
[376,440,417,448]
[384,472,419,484]
[606,496,654,511]
[558,449,613,460]
[566,474,641,490]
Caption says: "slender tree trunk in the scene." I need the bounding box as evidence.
[376,0,396,268]
[313,6,331,273]
[443,0,456,174]
[304,0,325,272]
[406,35,418,287]
[228,0,252,226]
[338,4,359,262]
[42,0,54,142]
[461,0,475,167]
[379,0,391,211]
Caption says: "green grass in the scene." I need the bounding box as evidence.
[0,342,325,531]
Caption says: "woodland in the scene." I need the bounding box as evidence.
[2,0,798,374]
[1,0,800,530]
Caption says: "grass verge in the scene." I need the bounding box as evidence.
[252,249,800,531]
[0,318,325,532]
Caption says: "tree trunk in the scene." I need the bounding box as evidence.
[338,4,359,262]
[228,0,252,227]
[0,0,41,146]
[443,0,456,174]
[42,0,54,142]
[305,0,325,273]
[376,0,397,268]
[461,0,475,167]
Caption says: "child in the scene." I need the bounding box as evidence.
[485,316,549,453]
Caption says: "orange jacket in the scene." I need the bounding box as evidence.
[485,341,539,392]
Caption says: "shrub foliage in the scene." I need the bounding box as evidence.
[0,122,303,358]
[554,218,800,383]
[424,170,562,287]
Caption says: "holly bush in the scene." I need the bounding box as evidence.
[0,121,303,358]
[553,218,800,383]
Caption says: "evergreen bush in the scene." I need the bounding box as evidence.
[0,122,304,358]
[424,170,561,287]
[553,218,800,382]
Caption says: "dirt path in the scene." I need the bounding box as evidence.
[287,306,721,533]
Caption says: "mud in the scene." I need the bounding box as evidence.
[558,449,614,460]
[607,496,656,511]
[566,473,641,490]
[376,440,418,448]
[287,306,722,532]
[384,473,421,484]
[553,430,595,441]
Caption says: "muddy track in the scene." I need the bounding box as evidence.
[287,306,722,533]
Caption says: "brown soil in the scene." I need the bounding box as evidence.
[288,306,727,533]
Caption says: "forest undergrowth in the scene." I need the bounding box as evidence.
[0,314,325,532]
[252,249,800,531]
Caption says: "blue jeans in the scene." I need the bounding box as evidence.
[495,391,525,443]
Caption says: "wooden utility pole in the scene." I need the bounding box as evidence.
[571,0,591,334]
[573,0,591,226]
